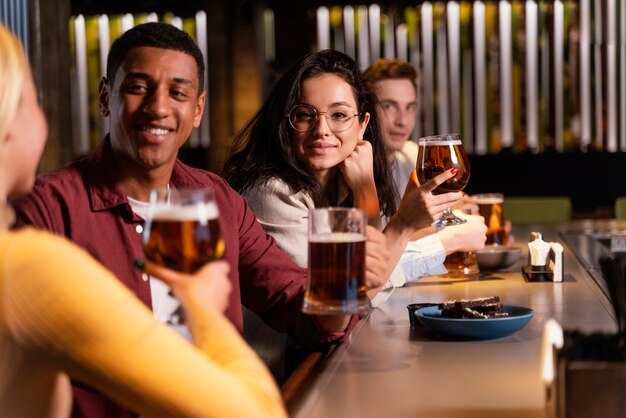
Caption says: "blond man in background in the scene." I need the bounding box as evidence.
[363,59,487,283]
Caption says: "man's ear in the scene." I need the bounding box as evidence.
[192,91,206,128]
[98,77,110,117]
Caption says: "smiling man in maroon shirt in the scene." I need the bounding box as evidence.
[11,23,390,418]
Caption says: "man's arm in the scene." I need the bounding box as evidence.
[215,177,358,344]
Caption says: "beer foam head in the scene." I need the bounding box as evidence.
[151,201,219,221]
[476,196,504,204]
[309,232,366,243]
[419,139,462,146]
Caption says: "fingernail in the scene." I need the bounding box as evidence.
[451,168,458,175]
[133,259,145,270]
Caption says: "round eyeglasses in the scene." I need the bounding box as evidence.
[287,104,360,133]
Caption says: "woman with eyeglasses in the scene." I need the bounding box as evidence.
[223,50,461,287]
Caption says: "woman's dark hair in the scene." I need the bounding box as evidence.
[222,49,397,217]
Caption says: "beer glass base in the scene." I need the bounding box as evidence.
[443,250,479,278]
[432,208,467,228]
[445,265,480,278]
[302,298,371,315]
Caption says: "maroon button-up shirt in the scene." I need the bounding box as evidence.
[11,137,355,418]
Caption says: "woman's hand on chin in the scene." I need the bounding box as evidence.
[339,140,376,191]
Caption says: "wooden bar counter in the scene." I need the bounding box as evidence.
[286,221,623,418]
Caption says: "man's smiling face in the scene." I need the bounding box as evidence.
[100,46,205,171]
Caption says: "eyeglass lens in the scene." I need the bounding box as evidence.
[289,104,357,133]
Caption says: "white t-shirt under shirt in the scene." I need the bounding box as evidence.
[388,140,447,281]
[391,140,419,206]
[127,196,191,340]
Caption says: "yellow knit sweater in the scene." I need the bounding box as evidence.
[0,228,286,418]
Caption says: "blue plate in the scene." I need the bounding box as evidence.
[415,304,534,339]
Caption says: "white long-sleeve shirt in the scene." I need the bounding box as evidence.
[242,177,447,288]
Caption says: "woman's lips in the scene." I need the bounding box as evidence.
[308,142,336,154]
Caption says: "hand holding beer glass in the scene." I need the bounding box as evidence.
[303,208,368,315]
[441,212,487,277]
[143,188,224,324]
[416,133,470,228]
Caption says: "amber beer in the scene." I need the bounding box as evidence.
[416,137,470,194]
[304,208,368,315]
[144,189,224,273]
[476,193,506,245]
[443,251,479,277]
[305,234,367,312]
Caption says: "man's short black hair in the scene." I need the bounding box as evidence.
[106,22,205,92]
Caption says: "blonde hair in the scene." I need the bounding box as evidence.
[0,24,28,142]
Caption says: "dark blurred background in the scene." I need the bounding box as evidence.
[2,0,625,218]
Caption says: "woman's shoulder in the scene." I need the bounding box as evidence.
[247,177,294,195]
[1,227,85,263]
[242,177,314,219]
[3,227,61,246]
[0,228,109,301]
[244,177,310,203]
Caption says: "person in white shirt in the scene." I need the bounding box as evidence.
[363,59,487,284]
[224,51,465,289]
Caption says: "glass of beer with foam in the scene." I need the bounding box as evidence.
[303,207,368,315]
[475,193,506,245]
[143,188,224,273]
[416,133,471,228]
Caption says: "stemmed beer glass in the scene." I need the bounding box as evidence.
[416,133,471,228]
[143,188,224,324]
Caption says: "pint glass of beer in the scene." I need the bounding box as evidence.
[475,193,506,245]
[303,207,368,315]
[143,188,224,273]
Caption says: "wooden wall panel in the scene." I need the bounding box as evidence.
[29,0,74,171]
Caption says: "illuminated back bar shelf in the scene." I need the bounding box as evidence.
[4,0,626,216]
[272,0,626,216]
[303,1,626,157]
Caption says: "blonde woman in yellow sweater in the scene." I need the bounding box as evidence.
[0,24,286,418]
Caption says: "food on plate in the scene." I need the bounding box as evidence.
[438,296,510,319]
